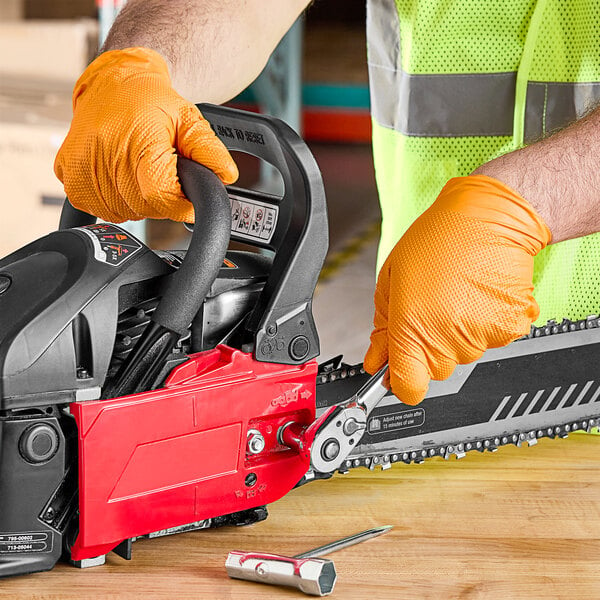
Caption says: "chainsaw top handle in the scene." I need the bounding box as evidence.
[60,157,231,336]
[61,104,329,367]
[60,157,231,397]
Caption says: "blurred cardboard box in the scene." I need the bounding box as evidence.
[0,19,97,84]
[0,0,24,21]
[0,76,74,256]
[0,119,68,257]
[24,0,96,20]
[0,19,99,256]
[0,0,96,22]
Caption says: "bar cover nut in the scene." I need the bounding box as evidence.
[225,550,337,596]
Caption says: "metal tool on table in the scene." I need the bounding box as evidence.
[225,525,392,596]
[308,365,390,474]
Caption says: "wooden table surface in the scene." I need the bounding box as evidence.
[1,435,598,600]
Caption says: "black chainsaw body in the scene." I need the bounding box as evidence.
[0,104,328,578]
[0,231,272,577]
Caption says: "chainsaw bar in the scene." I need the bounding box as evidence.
[312,315,600,477]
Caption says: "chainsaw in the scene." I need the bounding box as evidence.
[0,105,598,578]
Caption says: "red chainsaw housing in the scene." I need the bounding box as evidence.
[69,345,317,561]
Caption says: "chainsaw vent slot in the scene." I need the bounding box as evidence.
[2,407,48,418]
[107,297,192,381]
[108,297,158,379]
[72,314,93,379]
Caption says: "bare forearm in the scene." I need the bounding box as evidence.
[473,107,600,243]
[103,0,309,103]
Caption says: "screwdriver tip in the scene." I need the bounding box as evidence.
[373,525,393,532]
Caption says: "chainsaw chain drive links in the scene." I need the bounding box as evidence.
[306,315,600,481]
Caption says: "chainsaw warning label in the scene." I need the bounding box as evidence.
[78,224,143,267]
[0,532,52,554]
[230,194,277,244]
[367,407,425,435]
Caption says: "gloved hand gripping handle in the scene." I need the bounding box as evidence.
[62,103,329,367]
[60,157,231,397]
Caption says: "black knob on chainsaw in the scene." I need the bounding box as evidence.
[19,424,59,464]
[289,335,310,361]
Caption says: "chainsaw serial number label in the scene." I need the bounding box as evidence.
[367,407,425,435]
[0,532,52,554]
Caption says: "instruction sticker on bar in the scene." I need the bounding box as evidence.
[367,407,425,435]
[230,195,277,244]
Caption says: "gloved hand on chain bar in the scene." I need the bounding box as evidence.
[54,47,238,223]
[364,175,552,405]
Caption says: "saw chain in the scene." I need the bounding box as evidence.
[305,314,600,481]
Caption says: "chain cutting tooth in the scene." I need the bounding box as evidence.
[368,456,380,470]
[483,439,498,452]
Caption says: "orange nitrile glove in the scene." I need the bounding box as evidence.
[54,47,238,223]
[364,175,552,405]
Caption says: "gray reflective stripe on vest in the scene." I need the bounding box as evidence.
[524,81,600,141]
[370,71,600,140]
[366,0,600,141]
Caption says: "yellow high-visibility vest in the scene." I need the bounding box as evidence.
[367,0,600,325]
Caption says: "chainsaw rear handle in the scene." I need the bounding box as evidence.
[197,104,328,365]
